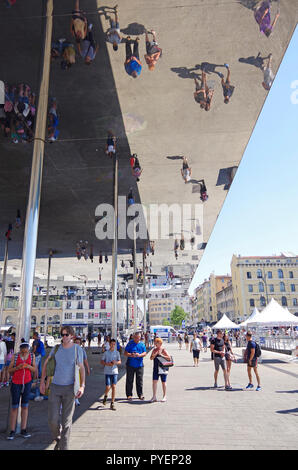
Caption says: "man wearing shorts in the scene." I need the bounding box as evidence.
[107,5,122,51]
[144,30,162,71]
[245,331,261,391]
[190,333,202,367]
[210,330,231,390]
[220,64,234,103]
[181,156,192,183]
[194,72,207,108]
[262,53,274,90]
[70,0,87,43]
[101,339,121,410]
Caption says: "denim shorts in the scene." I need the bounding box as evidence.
[11,382,32,408]
[0,364,4,371]
[153,372,167,382]
[105,374,118,386]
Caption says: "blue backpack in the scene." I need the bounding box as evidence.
[37,340,46,357]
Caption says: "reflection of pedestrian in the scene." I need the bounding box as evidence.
[262,53,274,90]
[105,131,116,158]
[199,180,208,202]
[79,24,98,65]
[130,154,142,181]
[124,37,142,78]
[254,1,280,37]
[107,5,122,51]
[194,71,214,110]
[181,157,192,183]
[48,98,59,142]
[144,30,162,71]
[71,0,87,43]
[180,234,185,251]
[220,64,234,104]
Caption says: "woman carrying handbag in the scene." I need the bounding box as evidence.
[150,338,172,403]
[223,333,236,390]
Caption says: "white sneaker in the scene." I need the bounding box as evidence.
[34,396,44,402]
[161,397,167,402]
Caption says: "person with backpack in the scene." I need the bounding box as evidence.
[7,342,36,440]
[144,30,162,71]
[40,326,85,450]
[244,331,261,391]
[32,332,45,378]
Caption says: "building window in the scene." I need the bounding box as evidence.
[267,271,272,279]
[260,297,266,307]
[257,269,262,278]
[278,269,284,279]
[249,299,255,307]
[293,299,298,306]
[247,272,252,279]
[259,282,264,292]
[76,312,84,319]
[289,271,294,279]
[280,282,285,292]
[281,296,287,307]
[248,285,253,293]
[64,312,72,320]
[269,284,274,293]
[291,284,296,292]
[66,301,71,309]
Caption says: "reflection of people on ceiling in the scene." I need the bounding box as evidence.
[254,1,280,37]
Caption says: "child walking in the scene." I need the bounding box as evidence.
[101,339,121,410]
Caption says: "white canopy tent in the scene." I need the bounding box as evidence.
[212,313,240,330]
[247,298,298,327]
[239,307,260,327]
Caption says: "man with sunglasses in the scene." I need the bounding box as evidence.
[40,326,85,450]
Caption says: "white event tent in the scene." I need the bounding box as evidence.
[239,307,260,327]
[247,298,298,327]
[212,313,239,330]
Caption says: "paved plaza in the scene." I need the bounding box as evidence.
[0,342,297,450]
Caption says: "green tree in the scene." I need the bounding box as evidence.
[162,319,171,326]
[170,305,187,328]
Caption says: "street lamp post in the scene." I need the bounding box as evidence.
[0,234,10,328]
[43,249,53,346]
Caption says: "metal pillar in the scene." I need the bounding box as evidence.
[133,222,137,330]
[126,281,129,330]
[43,250,53,345]
[0,237,9,328]
[15,0,53,347]
[111,152,118,340]
[143,253,147,332]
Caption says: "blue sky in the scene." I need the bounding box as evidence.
[189,25,298,295]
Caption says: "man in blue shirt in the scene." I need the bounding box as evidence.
[124,332,147,400]
[124,37,142,78]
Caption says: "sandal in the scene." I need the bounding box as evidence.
[138,396,145,400]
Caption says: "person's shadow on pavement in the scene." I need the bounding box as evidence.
[239,53,270,69]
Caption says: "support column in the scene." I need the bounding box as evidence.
[143,253,147,331]
[133,222,137,330]
[0,237,9,328]
[43,250,53,345]
[15,0,53,347]
[111,152,118,340]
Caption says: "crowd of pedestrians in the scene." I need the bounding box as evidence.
[0,324,266,447]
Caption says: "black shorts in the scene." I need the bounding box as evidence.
[193,350,200,359]
[247,358,258,368]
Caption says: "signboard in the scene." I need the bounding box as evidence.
[182,320,186,328]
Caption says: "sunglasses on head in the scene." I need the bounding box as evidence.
[61,333,70,337]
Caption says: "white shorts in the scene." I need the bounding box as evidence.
[108,145,115,153]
